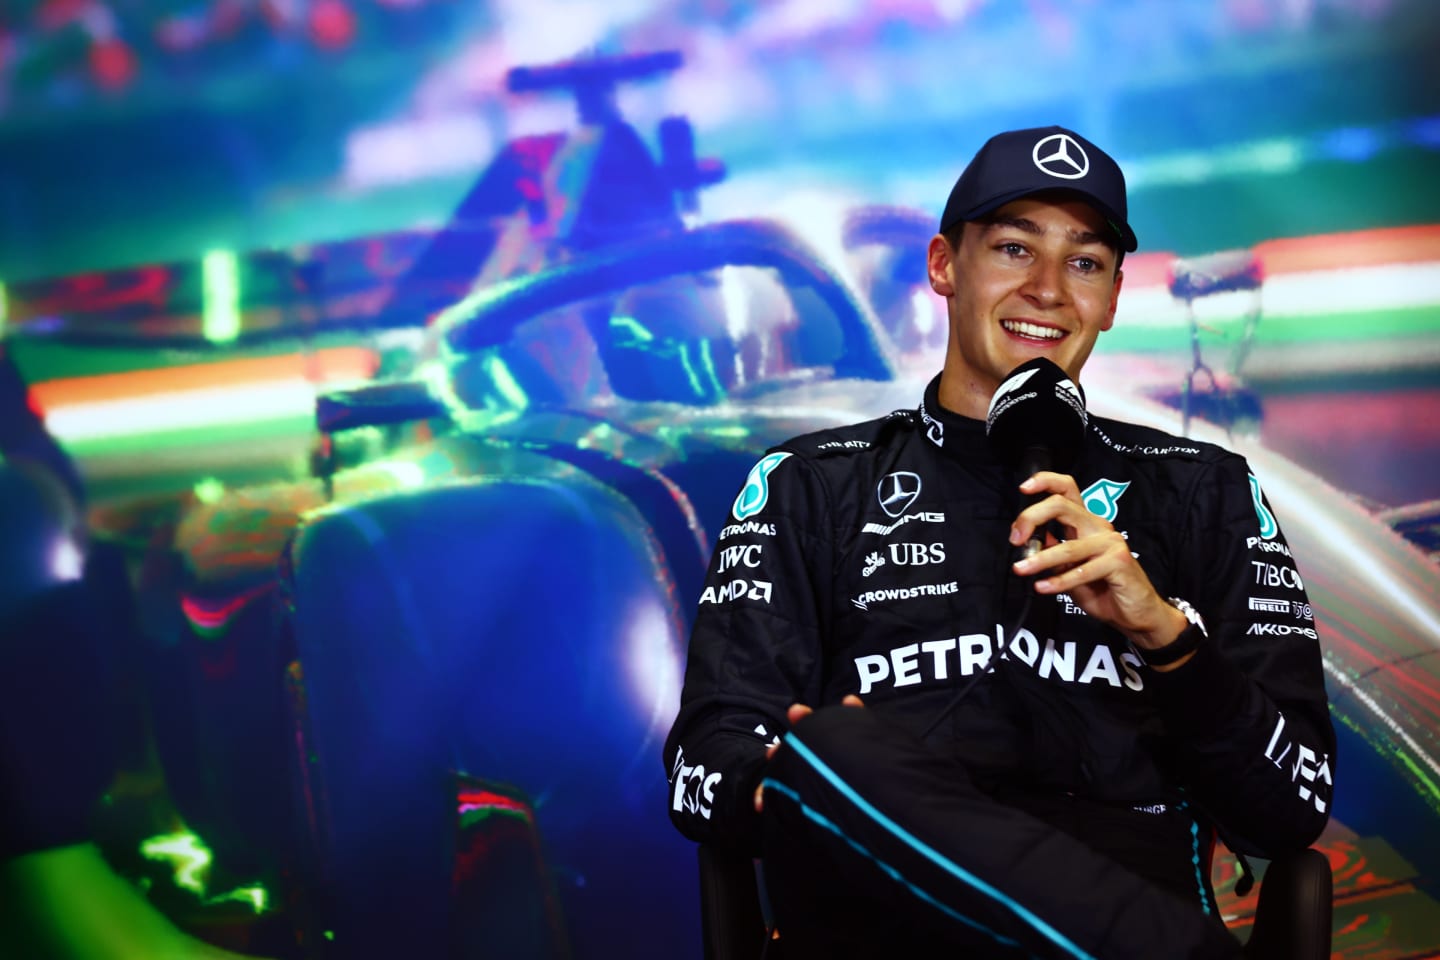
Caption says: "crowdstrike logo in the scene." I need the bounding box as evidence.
[877,471,922,518]
[732,452,791,521]
[1032,133,1090,180]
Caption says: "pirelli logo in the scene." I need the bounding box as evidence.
[1250,597,1290,614]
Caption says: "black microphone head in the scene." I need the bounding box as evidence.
[984,358,1088,473]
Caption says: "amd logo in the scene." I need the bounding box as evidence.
[699,578,773,605]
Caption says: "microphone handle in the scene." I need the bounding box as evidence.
[1016,445,1052,561]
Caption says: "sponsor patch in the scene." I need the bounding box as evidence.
[919,399,944,447]
[1249,473,1278,540]
[699,578,773,605]
[1247,622,1319,639]
[1251,561,1304,592]
[862,551,885,577]
[732,452,792,521]
[719,520,776,540]
[853,628,1144,695]
[852,581,958,610]
[717,543,763,573]
[862,511,945,536]
[670,746,723,820]
[1263,715,1332,814]
[877,471,922,518]
[1081,478,1130,522]
[1090,424,1200,457]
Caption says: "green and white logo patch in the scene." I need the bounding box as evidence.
[733,452,792,521]
[1081,478,1130,523]
[1249,473,1277,540]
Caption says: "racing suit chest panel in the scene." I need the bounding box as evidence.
[811,418,1194,799]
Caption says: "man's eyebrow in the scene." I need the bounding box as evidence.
[982,215,1111,248]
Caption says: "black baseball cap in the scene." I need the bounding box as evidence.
[939,125,1138,252]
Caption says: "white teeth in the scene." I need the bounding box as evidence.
[1003,320,1064,340]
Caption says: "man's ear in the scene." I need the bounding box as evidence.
[927,234,955,297]
[1101,268,1123,332]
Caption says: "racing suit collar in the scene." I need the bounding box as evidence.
[918,373,988,455]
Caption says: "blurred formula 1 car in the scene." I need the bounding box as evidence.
[165,216,1440,959]
[12,55,1440,960]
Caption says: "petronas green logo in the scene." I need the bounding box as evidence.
[733,452,792,521]
[1249,473,1277,540]
[1081,478,1130,522]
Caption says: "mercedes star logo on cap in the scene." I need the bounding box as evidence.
[1032,133,1089,180]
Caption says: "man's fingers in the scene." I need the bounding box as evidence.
[786,702,814,725]
[754,782,764,813]
[841,694,865,708]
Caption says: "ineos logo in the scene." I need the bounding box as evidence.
[877,471,922,518]
[1033,133,1089,180]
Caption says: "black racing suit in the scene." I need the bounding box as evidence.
[663,375,1335,958]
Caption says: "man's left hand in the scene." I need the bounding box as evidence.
[1009,472,1189,660]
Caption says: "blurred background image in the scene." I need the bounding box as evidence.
[1,1,1438,957]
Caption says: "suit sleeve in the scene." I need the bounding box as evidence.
[662,449,832,853]
[1147,453,1335,857]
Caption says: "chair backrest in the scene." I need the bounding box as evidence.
[697,842,1333,960]
[698,844,768,960]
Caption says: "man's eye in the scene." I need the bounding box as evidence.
[1074,257,1100,272]
[1000,242,1026,257]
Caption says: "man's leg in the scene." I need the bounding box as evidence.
[760,706,1240,960]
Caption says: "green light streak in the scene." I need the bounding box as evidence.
[211,885,269,914]
[0,280,8,336]
[140,832,211,895]
[609,314,655,344]
[202,250,242,344]
[138,830,271,914]
[699,337,722,397]
[484,353,529,409]
[677,342,704,400]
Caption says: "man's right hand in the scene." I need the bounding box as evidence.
[754,695,864,813]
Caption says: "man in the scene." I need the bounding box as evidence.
[663,126,1334,958]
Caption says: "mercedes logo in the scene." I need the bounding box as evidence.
[1032,133,1089,180]
[877,471,922,518]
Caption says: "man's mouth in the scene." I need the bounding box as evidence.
[1001,319,1065,342]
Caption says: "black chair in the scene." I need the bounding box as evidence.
[698,841,1333,959]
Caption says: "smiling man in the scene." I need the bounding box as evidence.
[664,126,1334,958]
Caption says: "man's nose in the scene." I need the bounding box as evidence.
[1020,257,1066,307]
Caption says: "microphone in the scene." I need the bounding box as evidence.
[985,358,1088,560]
